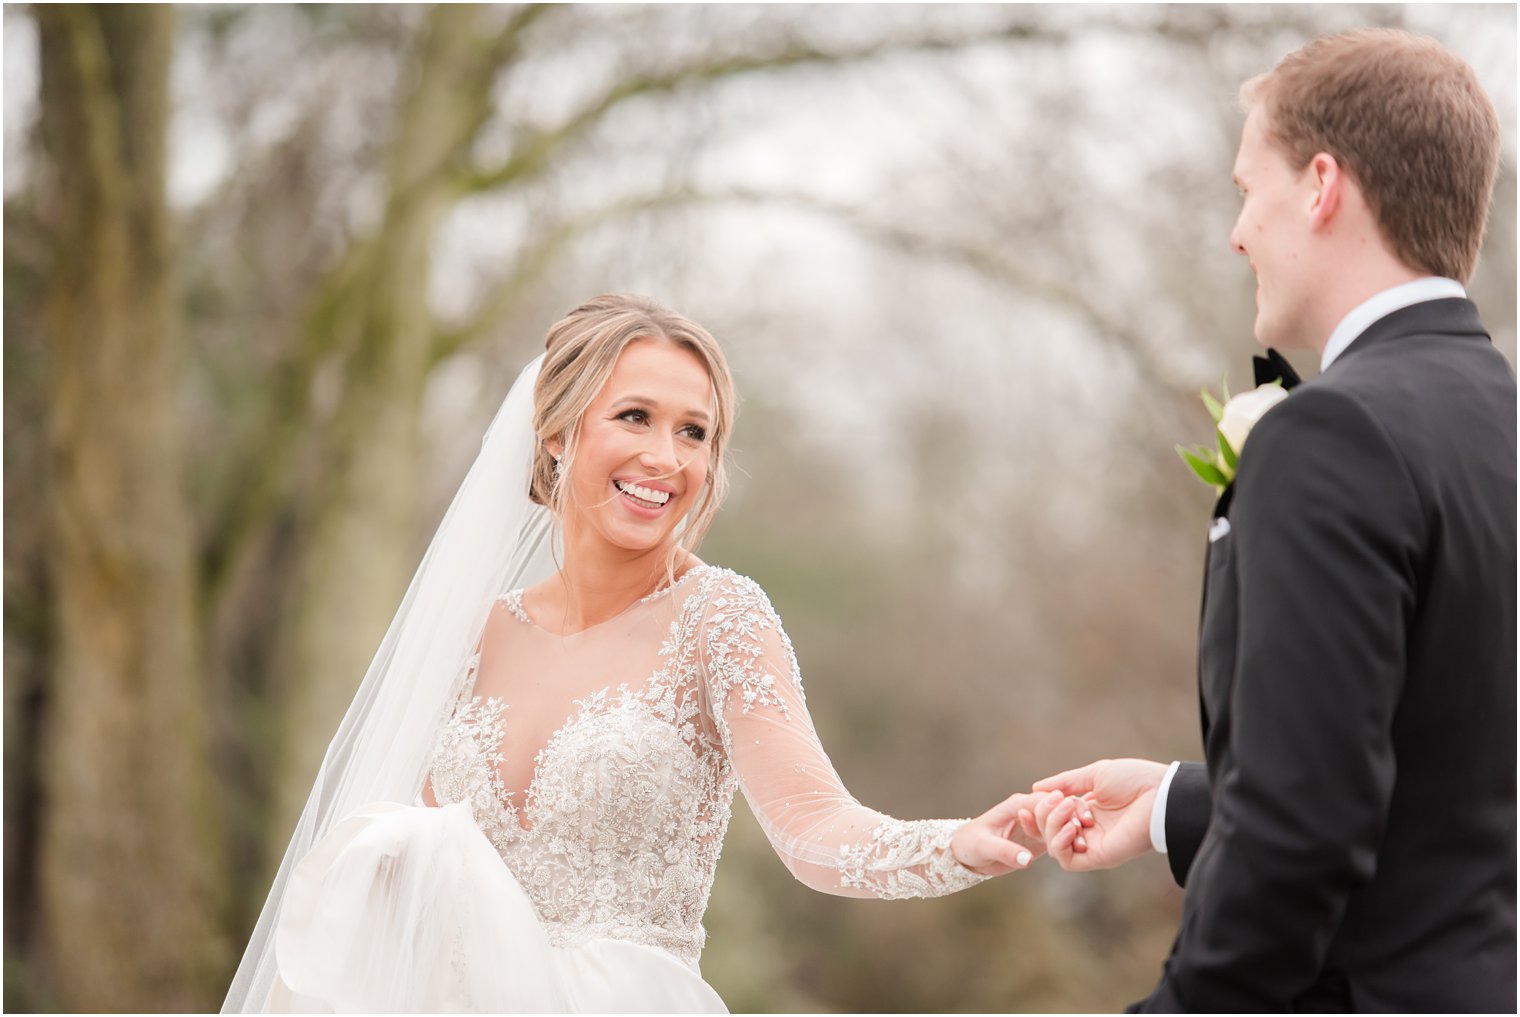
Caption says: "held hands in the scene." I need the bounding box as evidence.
[951,791,1057,876]
[1025,758,1168,872]
[953,758,1167,877]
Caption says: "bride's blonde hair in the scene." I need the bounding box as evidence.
[530,294,736,565]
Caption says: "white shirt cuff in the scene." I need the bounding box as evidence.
[1150,760,1183,854]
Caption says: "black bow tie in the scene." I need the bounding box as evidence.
[1253,349,1302,391]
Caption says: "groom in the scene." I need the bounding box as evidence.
[1033,29,1515,1012]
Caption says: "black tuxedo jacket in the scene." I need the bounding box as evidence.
[1136,299,1517,1012]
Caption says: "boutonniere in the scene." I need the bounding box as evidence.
[1176,378,1289,492]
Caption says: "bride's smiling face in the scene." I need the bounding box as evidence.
[555,338,716,554]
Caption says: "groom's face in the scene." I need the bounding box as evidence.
[1229,105,1319,350]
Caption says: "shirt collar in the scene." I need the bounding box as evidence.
[1320,277,1467,371]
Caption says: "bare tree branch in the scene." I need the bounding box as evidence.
[200,5,555,604]
[429,191,702,364]
[454,21,1071,196]
[200,239,372,603]
[485,2,554,64]
[666,185,1186,392]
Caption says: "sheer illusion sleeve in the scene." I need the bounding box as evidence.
[696,573,988,899]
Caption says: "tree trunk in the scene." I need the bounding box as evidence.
[268,5,515,848]
[35,5,228,1010]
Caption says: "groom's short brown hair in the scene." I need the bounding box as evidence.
[1242,29,1500,283]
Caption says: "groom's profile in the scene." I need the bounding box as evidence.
[1034,28,1515,1012]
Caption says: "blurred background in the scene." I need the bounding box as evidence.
[4,4,1514,1012]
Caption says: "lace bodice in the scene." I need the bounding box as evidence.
[424,566,986,964]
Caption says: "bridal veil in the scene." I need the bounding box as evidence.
[222,355,556,1012]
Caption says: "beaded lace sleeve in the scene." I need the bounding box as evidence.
[696,572,988,899]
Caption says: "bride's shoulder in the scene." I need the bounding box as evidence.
[493,587,532,623]
[678,563,783,621]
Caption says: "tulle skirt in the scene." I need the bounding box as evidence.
[268,801,727,1013]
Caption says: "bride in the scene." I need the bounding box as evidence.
[224,294,1050,1013]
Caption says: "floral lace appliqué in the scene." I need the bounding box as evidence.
[838,817,987,899]
[698,577,799,754]
[428,692,519,853]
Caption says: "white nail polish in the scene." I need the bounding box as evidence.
[1017,850,1032,866]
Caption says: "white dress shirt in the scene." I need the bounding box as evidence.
[1319,276,1466,371]
[1150,276,1468,855]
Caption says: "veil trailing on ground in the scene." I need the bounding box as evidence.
[223,355,557,1012]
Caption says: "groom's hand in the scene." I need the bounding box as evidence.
[1027,758,1168,872]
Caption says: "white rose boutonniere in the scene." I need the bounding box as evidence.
[1176,377,1289,492]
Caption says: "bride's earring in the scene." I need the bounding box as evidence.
[553,453,564,477]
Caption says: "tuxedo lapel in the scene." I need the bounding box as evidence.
[1196,518,1237,757]
[1210,484,1234,521]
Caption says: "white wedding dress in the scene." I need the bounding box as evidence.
[267,565,988,1012]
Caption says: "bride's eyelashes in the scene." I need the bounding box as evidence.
[612,408,708,444]
[614,407,648,425]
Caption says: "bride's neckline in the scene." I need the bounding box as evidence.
[503,564,712,638]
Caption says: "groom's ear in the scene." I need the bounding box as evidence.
[1306,152,1344,230]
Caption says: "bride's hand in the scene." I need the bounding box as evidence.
[951,792,1056,876]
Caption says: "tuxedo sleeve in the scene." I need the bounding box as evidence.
[1162,762,1210,887]
[1138,385,1421,1011]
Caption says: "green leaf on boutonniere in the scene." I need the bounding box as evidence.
[1177,445,1228,487]
[1202,388,1224,424]
[1217,429,1238,471]
[1220,375,1231,403]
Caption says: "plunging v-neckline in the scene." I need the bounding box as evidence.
[449,684,689,838]
[456,565,715,835]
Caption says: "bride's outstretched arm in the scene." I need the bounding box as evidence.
[696,573,1043,898]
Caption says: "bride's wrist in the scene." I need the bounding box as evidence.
[949,819,981,870]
